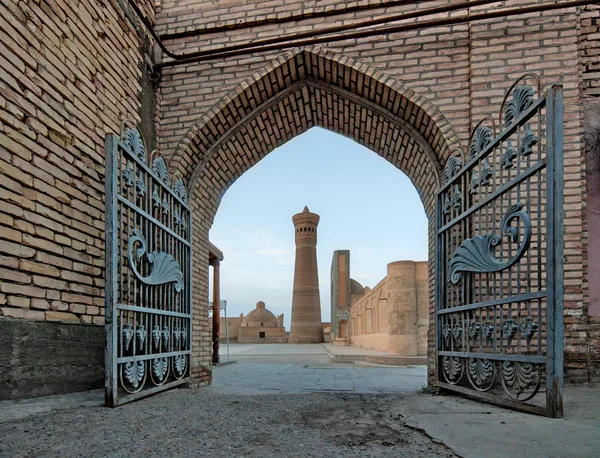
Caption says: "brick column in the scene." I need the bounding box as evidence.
[289,206,324,344]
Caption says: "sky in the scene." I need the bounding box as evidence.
[209,127,428,330]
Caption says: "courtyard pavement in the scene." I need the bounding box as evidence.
[0,343,599,457]
[213,343,427,394]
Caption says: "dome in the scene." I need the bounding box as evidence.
[241,301,279,327]
[350,278,365,295]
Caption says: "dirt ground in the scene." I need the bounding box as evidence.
[0,388,457,457]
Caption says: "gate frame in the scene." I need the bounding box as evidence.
[104,125,193,407]
[434,84,564,418]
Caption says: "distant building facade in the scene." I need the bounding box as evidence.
[331,251,428,356]
[224,301,287,343]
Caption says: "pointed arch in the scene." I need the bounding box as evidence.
[165,48,463,383]
[167,47,462,220]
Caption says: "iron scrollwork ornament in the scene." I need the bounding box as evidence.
[136,325,147,351]
[173,355,187,379]
[442,356,464,385]
[480,159,493,186]
[442,324,452,347]
[482,321,494,346]
[500,361,541,401]
[128,229,184,292]
[122,162,134,188]
[468,322,480,345]
[173,177,188,203]
[135,171,146,199]
[123,127,147,161]
[452,185,462,210]
[504,85,534,128]
[470,171,480,195]
[151,357,170,385]
[122,325,134,352]
[120,361,147,393]
[520,124,538,157]
[152,156,170,186]
[449,203,532,285]
[152,187,161,208]
[501,140,518,170]
[520,317,539,347]
[469,125,493,159]
[502,319,518,347]
[452,325,463,345]
[443,156,462,184]
[443,193,451,215]
[467,358,496,392]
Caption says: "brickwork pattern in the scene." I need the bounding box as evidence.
[0,0,598,392]
[156,1,596,383]
[0,0,154,325]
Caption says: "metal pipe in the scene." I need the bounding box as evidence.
[159,0,445,40]
[160,0,502,61]
[142,0,501,63]
[222,300,230,363]
[158,0,596,68]
[126,0,179,59]
[211,260,220,365]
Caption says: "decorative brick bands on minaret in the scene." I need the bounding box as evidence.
[289,206,324,344]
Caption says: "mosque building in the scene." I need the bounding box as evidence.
[224,301,287,343]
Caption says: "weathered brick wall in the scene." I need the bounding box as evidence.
[0,0,157,323]
[1,0,599,397]
[0,0,155,397]
[155,1,598,383]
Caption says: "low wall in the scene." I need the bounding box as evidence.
[0,318,103,400]
[350,333,388,353]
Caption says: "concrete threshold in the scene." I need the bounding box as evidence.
[394,385,600,458]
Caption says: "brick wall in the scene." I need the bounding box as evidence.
[155,1,597,383]
[0,0,154,397]
[1,0,599,398]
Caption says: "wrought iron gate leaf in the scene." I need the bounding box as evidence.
[435,75,564,417]
[105,123,192,407]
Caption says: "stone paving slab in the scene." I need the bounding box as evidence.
[212,358,428,395]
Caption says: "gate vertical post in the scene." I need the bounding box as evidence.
[434,199,442,385]
[104,134,118,407]
[545,85,564,417]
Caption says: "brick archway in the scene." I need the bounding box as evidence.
[168,48,462,384]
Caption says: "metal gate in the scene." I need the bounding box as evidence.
[105,123,192,406]
[435,76,564,417]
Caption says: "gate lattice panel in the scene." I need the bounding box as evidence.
[105,124,192,406]
[435,77,564,417]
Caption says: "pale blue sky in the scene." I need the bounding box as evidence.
[209,127,428,330]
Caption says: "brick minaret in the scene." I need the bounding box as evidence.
[289,206,324,344]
